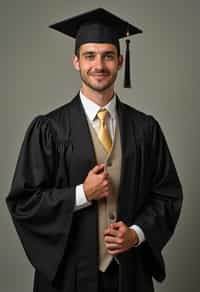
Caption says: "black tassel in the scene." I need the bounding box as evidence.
[124,39,131,88]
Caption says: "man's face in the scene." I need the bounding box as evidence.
[73,43,123,93]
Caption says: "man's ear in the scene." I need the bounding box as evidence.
[118,55,123,70]
[72,54,80,71]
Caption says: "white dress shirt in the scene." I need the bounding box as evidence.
[74,91,145,245]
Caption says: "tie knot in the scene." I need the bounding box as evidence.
[97,109,109,122]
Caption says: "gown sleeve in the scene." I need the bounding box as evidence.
[134,117,183,279]
[6,116,75,283]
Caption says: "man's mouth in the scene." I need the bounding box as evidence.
[90,72,110,78]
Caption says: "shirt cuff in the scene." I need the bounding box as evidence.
[75,184,92,211]
[129,224,146,246]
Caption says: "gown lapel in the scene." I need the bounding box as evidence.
[68,95,97,182]
[117,98,139,223]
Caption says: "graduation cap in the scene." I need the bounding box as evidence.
[49,8,142,88]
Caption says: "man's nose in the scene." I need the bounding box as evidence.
[95,56,104,69]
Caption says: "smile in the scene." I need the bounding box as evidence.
[90,73,110,77]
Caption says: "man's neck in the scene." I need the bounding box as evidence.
[80,86,115,107]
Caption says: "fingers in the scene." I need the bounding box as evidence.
[104,221,133,256]
[104,228,123,244]
[109,221,124,230]
[104,227,118,237]
[90,164,110,185]
[83,164,112,201]
[104,234,124,255]
[90,164,105,174]
[104,236,123,246]
[107,248,124,256]
[105,243,122,250]
[104,222,125,239]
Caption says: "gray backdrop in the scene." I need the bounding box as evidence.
[1,0,199,291]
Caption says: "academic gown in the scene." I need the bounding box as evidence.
[6,95,183,292]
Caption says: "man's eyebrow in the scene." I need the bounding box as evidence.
[82,51,96,55]
[81,50,116,55]
[102,51,115,55]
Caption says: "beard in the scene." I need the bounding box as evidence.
[79,68,118,92]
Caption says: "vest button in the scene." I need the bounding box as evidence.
[109,213,116,221]
[107,159,112,167]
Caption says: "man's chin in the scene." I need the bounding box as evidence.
[89,83,113,92]
[91,78,116,91]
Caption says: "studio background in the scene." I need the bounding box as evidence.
[1,0,199,291]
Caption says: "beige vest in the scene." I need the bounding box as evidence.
[87,118,122,272]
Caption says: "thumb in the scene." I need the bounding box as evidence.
[110,221,124,230]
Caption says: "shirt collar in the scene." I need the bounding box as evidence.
[80,91,116,122]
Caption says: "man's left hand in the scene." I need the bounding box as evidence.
[104,221,139,256]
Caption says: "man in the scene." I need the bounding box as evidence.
[6,8,183,292]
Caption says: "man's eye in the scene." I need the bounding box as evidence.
[85,55,95,60]
[104,54,114,60]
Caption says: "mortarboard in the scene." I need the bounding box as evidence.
[49,8,142,88]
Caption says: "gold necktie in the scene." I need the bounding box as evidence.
[97,109,112,153]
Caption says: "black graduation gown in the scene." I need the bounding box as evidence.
[6,95,183,292]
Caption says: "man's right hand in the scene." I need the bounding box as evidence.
[83,164,112,201]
